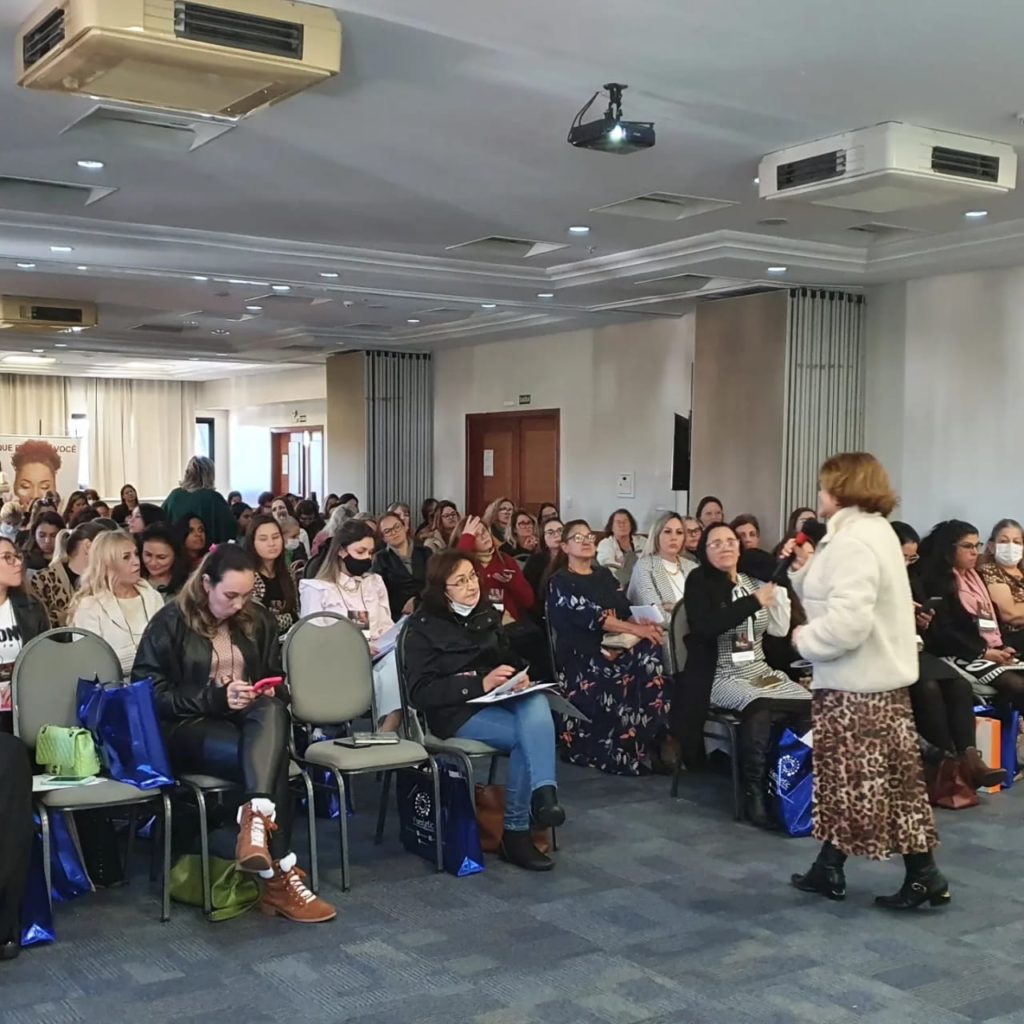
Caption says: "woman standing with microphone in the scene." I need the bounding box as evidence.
[785,452,947,910]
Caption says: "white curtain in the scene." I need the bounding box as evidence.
[0,373,69,435]
[85,378,197,499]
[780,289,865,521]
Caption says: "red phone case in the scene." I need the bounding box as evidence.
[252,676,283,693]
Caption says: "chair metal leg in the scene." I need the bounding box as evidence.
[149,811,160,883]
[299,769,319,894]
[333,770,350,892]
[727,725,743,822]
[429,760,443,873]
[487,756,498,785]
[160,793,172,923]
[124,806,138,884]
[374,771,391,846]
[192,787,213,916]
[551,827,558,852]
[39,805,53,911]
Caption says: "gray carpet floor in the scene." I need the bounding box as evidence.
[3,764,1023,1024]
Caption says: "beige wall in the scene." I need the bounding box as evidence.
[325,352,366,503]
[691,291,788,542]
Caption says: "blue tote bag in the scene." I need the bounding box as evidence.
[397,765,484,877]
[771,728,814,837]
[77,677,173,789]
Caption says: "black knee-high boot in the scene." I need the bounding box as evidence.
[874,851,950,910]
[739,706,778,829]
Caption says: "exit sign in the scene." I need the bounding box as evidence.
[518,394,532,405]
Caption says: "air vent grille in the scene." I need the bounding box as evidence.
[776,150,846,190]
[30,305,82,324]
[174,1,304,59]
[931,146,999,183]
[23,8,64,68]
[847,222,920,238]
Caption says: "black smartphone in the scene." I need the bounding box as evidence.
[921,596,943,614]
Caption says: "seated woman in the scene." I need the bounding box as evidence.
[421,500,460,554]
[299,520,403,732]
[773,506,819,557]
[294,500,324,547]
[696,495,725,529]
[69,532,164,674]
[270,497,310,556]
[279,516,309,566]
[893,521,1003,789]
[523,518,563,607]
[732,514,776,582]
[679,522,811,827]
[919,519,1024,712]
[404,550,564,871]
[537,503,559,525]
[20,508,63,573]
[681,517,702,565]
[978,518,1024,650]
[132,546,335,923]
[30,521,107,627]
[546,521,672,775]
[386,502,412,533]
[456,515,535,621]
[0,502,22,543]
[175,515,208,572]
[372,511,431,618]
[482,497,516,549]
[110,484,139,527]
[414,498,437,544]
[508,510,539,557]
[63,491,89,527]
[596,509,640,573]
[139,523,190,600]
[628,512,694,617]
[0,536,50,734]
[243,514,299,638]
[128,502,166,535]
[232,502,254,538]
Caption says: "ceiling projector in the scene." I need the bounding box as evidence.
[567,83,655,154]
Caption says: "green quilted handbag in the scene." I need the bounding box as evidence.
[35,725,102,778]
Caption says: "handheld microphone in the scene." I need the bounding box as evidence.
[772,520,825,584]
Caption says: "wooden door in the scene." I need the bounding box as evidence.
[271,427,324,497]
[465,410,559,514]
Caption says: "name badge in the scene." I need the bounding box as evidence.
[731,623,755,665]
[979,616,998,632]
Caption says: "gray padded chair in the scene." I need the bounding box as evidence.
[12,627,173,921]
[667,602,743,820]
[283,612,442,891]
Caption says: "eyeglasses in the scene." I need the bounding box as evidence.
[567,532,597,544]
[543,528,563,537]
[441,510,459,520]
[0,552,23,566]
[381,524,404,538]
[957,542,984,553]
[446,574,477,589]
[707,538,740,551]
[498,505,514,514]
[685,528,703,537]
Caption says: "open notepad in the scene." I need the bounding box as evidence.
[372,615,408,662]
[468,681,558,704]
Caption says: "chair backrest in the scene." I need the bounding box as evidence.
[615,550,638,590]
[669,600,689,675]
[283,612,374,725]
[12,627,122,749]
[394,621,427,743]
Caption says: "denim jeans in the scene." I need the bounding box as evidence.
[454,692,556,830]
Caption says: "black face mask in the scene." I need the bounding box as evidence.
[343,554,373,577]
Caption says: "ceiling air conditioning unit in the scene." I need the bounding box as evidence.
[0,296,98,330]
[16,0,342,118]
[759,122,1017,212]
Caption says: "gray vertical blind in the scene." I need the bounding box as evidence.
[364,350,433,515]
[780,289,865,522]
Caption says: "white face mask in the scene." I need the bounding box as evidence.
[449,598,476,617]
[995,542,1023,567]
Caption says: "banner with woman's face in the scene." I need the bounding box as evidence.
[0,436,82,510]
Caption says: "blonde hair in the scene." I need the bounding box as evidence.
[819,452,897,516]
[482,496,514,542]
[51,528,71,566]
[180,456,216,492]
[0,500,21,524]
[642,512,686,557]
[69,531,149,615]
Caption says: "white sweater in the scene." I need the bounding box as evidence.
[71,583,165,675]
[790,506,917,693]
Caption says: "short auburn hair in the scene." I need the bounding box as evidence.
[819,452,896,516]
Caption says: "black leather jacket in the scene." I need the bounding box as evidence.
[131,602,282,720]
[11,589,50,645]
[372,545,431,619]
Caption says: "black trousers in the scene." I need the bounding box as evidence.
[163,699,292,859]
[987,669,1024,714]
[909,676,976,753]
[0,734,33,945]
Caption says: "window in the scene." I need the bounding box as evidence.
[68,413,89,489]
[194,417,215,460]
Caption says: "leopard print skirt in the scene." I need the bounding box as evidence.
[812,688,938,860]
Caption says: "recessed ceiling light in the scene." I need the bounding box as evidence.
[49,245,74,253]
[319,272,339,278]
[76,265,88,270]
[767,266,788,273]
[537,292,554,299]
[481,303,497,309]
[245,305,263,312]
[753,176,760,185]
[211,329,231,336]
[271,284,290,292]
[76,159,104,170]
[31,348,44,353]
[16,262,35,269]
[568,225,590,235]
[54,343,68,348]
[965,210,988,219]
[127,25,143,32]
[407,318,421,324]
[227,278,249,285]
[2,354,54,365]
[192,275,208,281]
[188,357,201,361]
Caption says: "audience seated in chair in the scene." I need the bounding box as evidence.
[132,544,335,923]
[69,531,164,674]
[372,511,431,618]
[508,509,539,557]
[414,498,437,545]
[138,523,190,601]
[627,512,694,618]
[978,518,1024,651]
[421,500,460,554]
[696,496,725,529]
[681,517,702,565]
[523,518,563,608]
[299,519,404,732]
[546,520,673,776]
[403,550,564,871]
[596,508,640,572]
[19,508,63,573]
[242,514,299,638]
[30,520,108,627]
[110,483,139,526]
[174,515,208,572]
[481,497,516,548]
[673,522,810,828]
[128,502,166,536]
[731,514,777,582]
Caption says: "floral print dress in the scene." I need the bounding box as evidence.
[547,567,671,775]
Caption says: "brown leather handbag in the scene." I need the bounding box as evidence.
[474,784,551,853]
[926,758,979,810]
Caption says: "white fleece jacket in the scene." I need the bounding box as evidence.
[790,505,917,693]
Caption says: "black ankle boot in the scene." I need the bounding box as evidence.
[791,841,847,900]
[499,829,554,871]
[0,940,19,961]
[530,786,565,828]
[874,852,950,910]
[744,784,780,830]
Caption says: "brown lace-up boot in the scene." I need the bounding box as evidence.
[259,861,337,923]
